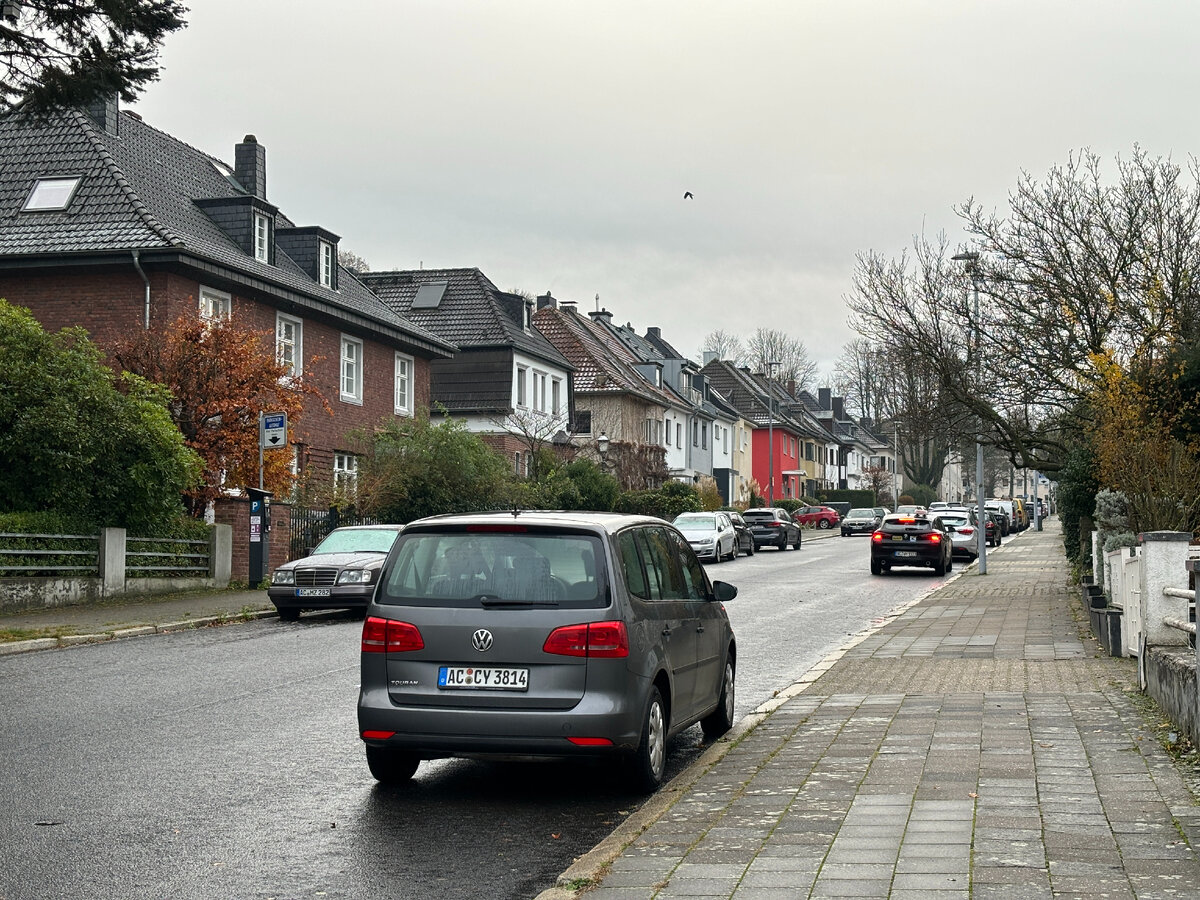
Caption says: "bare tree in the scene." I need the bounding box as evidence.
[699,329,744,364]
[744,328,818,391]
[833,338,889,422]
[1,1,187,117]
[338,248,371,273]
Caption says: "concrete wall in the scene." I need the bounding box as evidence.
[0,525,233,614]
[1145,647,1199,746]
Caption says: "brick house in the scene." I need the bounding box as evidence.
[361,268,573,477]
[0,99,455,498]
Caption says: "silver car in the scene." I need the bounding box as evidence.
[672,511,738,562]
[357,511,738,792]
[267,524,403,620]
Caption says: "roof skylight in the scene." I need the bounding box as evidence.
[23,176,81,211]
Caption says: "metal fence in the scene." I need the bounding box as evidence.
[125,537,211,577]
[289,507,380,560]
[0,532,99,576]
[0,532,209,579]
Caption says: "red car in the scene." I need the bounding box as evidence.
[793,505,841,529]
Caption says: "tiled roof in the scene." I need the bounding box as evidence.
[0,107,452,355]
[361,268,571,369]
[533,306,676,407]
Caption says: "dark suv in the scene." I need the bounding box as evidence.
[741,507,803,550]
[870,512,953,576]
[358,511,738,792]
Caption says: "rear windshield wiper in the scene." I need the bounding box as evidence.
[477,594,559,608]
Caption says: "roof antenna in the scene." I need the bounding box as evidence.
[594,293,600,312]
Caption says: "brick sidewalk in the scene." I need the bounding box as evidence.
[545,522,1200,899]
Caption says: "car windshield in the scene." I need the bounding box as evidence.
[848,509,875,517]
[743,511,778,521]
[379,530,606,609]
[674,514,716,529]
[311,528,399,554]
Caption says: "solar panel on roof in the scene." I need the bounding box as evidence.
[411,281,448,308]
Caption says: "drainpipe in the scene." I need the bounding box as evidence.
[132,250,150,329]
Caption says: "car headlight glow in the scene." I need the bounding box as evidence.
[337,569,374,585]
[272,569,295,585]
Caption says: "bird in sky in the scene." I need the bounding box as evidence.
[683,191,693,199]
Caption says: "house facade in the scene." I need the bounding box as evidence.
[0,100,454,497]
[361,269,572,476]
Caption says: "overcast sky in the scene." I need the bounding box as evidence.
[130,0,1200,379]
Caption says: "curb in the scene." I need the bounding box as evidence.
[0,608,277,656]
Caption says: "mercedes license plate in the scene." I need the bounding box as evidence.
[438,666,529,691]
[296,588,331,597]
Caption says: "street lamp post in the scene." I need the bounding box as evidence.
[765,361,779,504]
[952,251,987,574]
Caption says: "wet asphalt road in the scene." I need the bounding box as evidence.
[0,533,940,900]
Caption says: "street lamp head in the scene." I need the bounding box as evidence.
[596,432,609,457]
[951,252,980,262]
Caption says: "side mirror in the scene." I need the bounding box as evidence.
[711,580,737,602]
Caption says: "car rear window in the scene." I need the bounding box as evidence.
[880,516,935,534]
[743,511,778,523]
[378,529,607,609]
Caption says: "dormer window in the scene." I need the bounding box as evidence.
[320,240,333,287]
[23,176,81,211]
[254,213,270,262]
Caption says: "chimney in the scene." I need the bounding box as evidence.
[560,300,578,313]
[537,292,557,310]
[647,326,661,340]
[818,387,832,410]
[86,94,120,136]
[702,351,719,365]
[588,308,613,325]
[832,397,846,421]
[234,135,266,199]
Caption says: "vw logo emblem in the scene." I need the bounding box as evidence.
[472,629,493,652]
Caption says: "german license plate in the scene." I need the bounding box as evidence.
[296,588,331,597]
[438,666,529,691]
[895,550,918,558]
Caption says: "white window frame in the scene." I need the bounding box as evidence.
[334,452,358,494]
[340,334,363,404]
[254,213,270,262]
[23,176,82,211]
[276,313,302,377]
[199,286,231,321]
[552,378,562,416]
[516,366,528,407]
[394,352,413,416]
[320,240,334,287]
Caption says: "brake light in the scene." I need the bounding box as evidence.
[958,526,974,536]
[928,533,942,544]
[362,616,425,653]
[871,531,883,543]
[466,524,528,532]
[543,621,629,658]
[897,517,916,524]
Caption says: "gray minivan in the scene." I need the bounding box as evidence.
[357,511,738,791]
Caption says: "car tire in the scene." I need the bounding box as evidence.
[934,554,948,576]
[793,534,802,550]
[365,745,420,784]
[818,519,832,529]
[701,656,736,739]
[629,686,667,792]
[777,535,787,550]
[947,555,954,572]
[870,558,883,576]
[276,605,300,622]
[744,540,755,557]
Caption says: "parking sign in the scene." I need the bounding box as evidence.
[261,412,288,449]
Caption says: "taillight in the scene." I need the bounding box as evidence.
[958,526,974,536]
[928,533,943,544]
[871,531,883,543]
[362,616,425,653]
[543,621,629,658]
